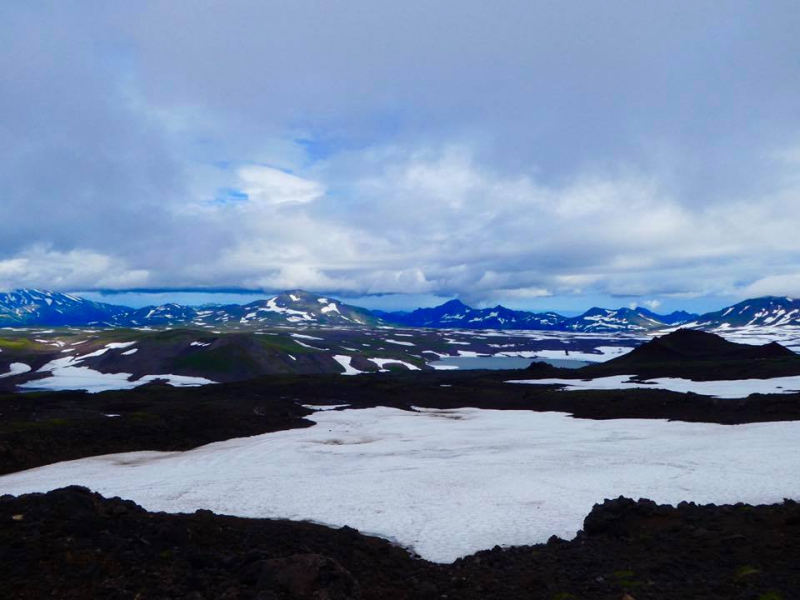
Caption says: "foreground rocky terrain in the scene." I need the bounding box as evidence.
[1,486,797,599]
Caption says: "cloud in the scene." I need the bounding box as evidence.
[644,300,662,311]
[0,246,149,291]
[1,1,799,308]
[741,275,800,299]
[238,165,324,206]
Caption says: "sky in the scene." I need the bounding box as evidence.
[2,1,800,313]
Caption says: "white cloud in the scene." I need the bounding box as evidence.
[6,140,800,307]
[238,165,324,206]
[643,299,662,311]
[0,247,149,291]
[740,274,800,299]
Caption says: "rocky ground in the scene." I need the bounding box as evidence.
[4,369,800,475]
[1,486,798,599]
[3,332,800,599]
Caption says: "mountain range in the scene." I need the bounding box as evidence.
[0,289,378,329]
[376,300,699,332]
[2,288,800,332]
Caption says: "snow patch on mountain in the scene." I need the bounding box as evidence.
[332,355,362,375]
[0,362,32,379]
[367,358,420,371]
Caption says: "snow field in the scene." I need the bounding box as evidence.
[1,407,798,563]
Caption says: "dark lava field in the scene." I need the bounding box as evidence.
[2,330,800,599]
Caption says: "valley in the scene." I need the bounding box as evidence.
[5,288,800,396]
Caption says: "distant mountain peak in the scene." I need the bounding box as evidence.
[441,298,468,308]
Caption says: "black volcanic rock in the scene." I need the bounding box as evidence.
[607,328,796,365]
[2,486,799,599]
[524,361,565,376]
[575,328,800,381]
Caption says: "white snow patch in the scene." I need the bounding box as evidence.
[509,374,800,399]
[333,355,363,375]
[259,297,314,321]
[75,347,112,360]
[121,348,138,356]
[291,333,325,341]
[320,303,340,315]
[21,352,213,392]
[0,362,32,379]
[2,407,798,563]
[367,358,421,371]
[294,340,327,351]
[384,339,416,347]
[18,369,214,393]
[456,350,489,358]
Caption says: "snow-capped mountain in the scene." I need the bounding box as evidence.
[381,301,697,332]
[561,307,697,332]
[0,289,127,327]
[110,303,202,327]
[220,290,381,327]
[687,297,800,329]
[110,290,381,328]
[379,300,565,330]
[3,288,799,333]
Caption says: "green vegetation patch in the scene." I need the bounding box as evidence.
[612,569,642,589]
[734,564,762,580]
[6,418,72,432]
[0,337,39,351]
